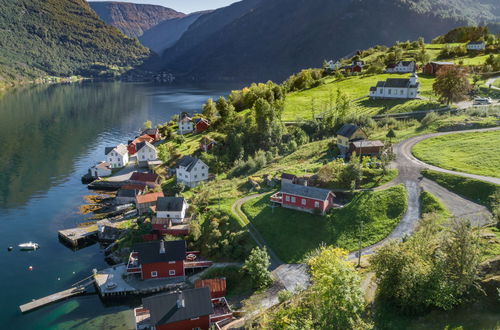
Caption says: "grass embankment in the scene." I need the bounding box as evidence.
[420,191,449,218]
[242,185,407,263]
[283,74,441,121]
[422,169,499,211]
[413,130,500,178]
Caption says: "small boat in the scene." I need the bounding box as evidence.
[18,242,39,250]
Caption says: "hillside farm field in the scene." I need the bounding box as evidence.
[413,130,500,178]
[283,74,441,121]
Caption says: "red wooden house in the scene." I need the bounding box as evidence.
[128,134,155,155]
[271,182,335,215]
[422,61,455,75]
[134,287,233,330]
[141,128,162,142]
[129,172,161,186]
[127,240,186,280]
[195,118,210,133]
[199,136,216,152]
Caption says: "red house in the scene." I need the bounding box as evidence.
[422,61,455,75]
[127,240,186,280]
[129,172,161,186]
[141,128,162,142]
[128,134,155,155]
[271,183,335,215]
[195,118,210,133]
[134,287,233,330]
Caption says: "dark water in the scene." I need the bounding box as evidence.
[0,82,233,329]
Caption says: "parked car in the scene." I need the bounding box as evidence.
[473,97,492,105]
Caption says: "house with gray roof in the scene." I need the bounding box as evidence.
[176,156,209,188]
[369,73,419,99]
[336,123,368,154]
[105,144,129,168]
[271,182,335,215]
[386,60,417,73]
[467,41,485,51]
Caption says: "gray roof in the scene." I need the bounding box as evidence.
[133,240,186,265]
[177,156,206,172]
[142,128,159,135]
[143,287,214,326]
[351,140,385,148]
[468,41,484,45]
[136,141,155,152]
[399,60,415,66]
[117,189,139,198]
[337,124,360,138]
[369,86,377,92]
[429,61,454,65]
[281,183,333,201]
[384,78,411,88]
[105,144,128,156]
[156,197,186,212]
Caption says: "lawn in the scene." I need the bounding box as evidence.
[283,74,440,121]
[422,169,499,211]
[420,191,449,218]
[412,130,500,178]
[242,185,407,263]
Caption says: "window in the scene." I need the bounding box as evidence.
[202,173,205,177]
[142,156,145,160]
[314,201,320,208]
[169,270,176,276]
[388,89,391,95]
[169,261,176,264]
[194,175,198,179]
[291,197,296,203]
[151,271,158,278]
[201,166,205,169]
[400,89,403,95]
[167,214,170,218]
[285,196,290,202]
[302,199,306,205]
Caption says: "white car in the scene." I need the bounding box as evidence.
[473,97,492,105]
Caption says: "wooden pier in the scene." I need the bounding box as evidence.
[19,286,87,313]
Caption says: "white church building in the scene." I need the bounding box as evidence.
[369,73,419,99]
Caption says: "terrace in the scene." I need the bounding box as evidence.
[270,192,283,204]
[210,297,233,323]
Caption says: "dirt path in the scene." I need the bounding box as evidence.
[485,77,500,91]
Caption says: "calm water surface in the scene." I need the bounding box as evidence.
[0,81,235,329]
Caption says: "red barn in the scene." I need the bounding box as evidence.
[195,118,210,133]
[422,61,455,75]
[127,240,186,280]
[271,183,335,215]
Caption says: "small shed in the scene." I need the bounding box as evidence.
[349,140,385,157]
[194,278,227,298]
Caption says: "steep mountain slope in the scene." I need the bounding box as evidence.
[89,1,185,38]
[157,0,498,83]
[0,0,149,85]
[139,11,208,54]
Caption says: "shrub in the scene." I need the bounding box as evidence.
[420,111,439,127]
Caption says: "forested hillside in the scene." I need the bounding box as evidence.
[0,0,150,87]
[89,1,185,38]
[154,0,499,83]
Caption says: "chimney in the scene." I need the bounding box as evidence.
[176,291,185,308]
[159,240,165,254]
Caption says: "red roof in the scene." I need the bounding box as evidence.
[194,278,227,298]
[130,172,160,183]
[136,192,164,204]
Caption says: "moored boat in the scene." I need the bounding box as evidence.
[18,242,39,250]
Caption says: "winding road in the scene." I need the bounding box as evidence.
[232,126,498,265]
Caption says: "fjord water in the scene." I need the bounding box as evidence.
[0,82,232,329]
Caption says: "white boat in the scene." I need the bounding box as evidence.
[18,242,39,250]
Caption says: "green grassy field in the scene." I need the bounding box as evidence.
[421,170,499,211]
[413,130,500,178]
[420,191,449,217]
[282,74,441,121]
[242,185,407,263]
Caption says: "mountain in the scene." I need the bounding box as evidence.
[139,11,209,55]
[154,0,499,83]
[88,1,185,38]
[0,0,150,85]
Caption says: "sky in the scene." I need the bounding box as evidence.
[88,0,238,13]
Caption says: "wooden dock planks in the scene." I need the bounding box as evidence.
[19,286,86,313]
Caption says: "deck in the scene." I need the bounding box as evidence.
[19,286,87,313]
[94,265,186,297]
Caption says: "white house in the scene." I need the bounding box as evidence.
[386,60,416,73]
[326,60,342,71]
[369,73,419,99]
[156,197,188,224]
[105,144,129,168]
[136,141,158,162]
[467,41,485,50]
[175,156,209,188]
[178,113,194,135]
[89,161,112,178]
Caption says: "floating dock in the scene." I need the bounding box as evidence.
[19,286,87,313]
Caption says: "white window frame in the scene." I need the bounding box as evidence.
[314,201,320,208]
[291,197,296,203]
[169,270,176,276]
[151,271,158,278]
[285,196,290,202]
[301,199,307,206]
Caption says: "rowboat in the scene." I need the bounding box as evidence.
[18,242,39,250]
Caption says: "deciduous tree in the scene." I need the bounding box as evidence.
[432,66,470,104]
[243,247,273,289]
